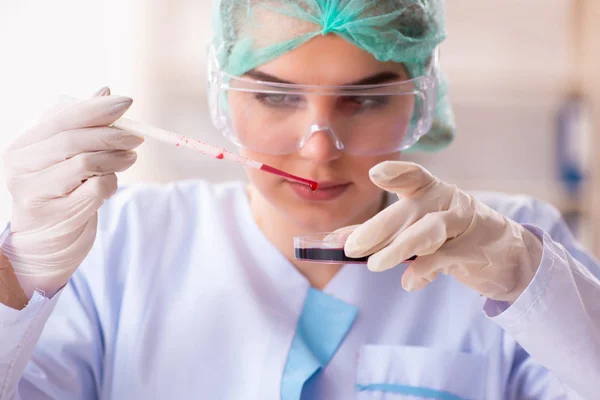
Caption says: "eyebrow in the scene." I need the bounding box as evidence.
[244,70,403,86]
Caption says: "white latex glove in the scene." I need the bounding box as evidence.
[1,88,144,298]
[344,161,543,302]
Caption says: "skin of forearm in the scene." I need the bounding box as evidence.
[0,250,30,310]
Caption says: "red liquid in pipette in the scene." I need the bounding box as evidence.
[166,132,318,191]
[260,164,319,191]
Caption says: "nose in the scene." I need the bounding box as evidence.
[297,124,343,163]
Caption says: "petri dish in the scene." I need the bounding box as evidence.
[294,231,416,264]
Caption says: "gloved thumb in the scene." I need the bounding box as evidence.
[369,161,436,198]
[29,86,112,132]
[45,87,111,118]
[323,224,360,245]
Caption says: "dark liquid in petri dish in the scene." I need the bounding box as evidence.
[295,248,417,264]
[295,248,369,263]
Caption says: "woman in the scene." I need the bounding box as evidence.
[1,1,599,399]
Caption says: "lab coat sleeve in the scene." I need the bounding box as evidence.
[484,202,600,400]
[0,223,104,399]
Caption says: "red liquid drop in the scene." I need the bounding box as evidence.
[259,164,318,191]
[216,153,224,159]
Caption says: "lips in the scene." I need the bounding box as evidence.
[317,182,351,189]
[288,180,352,201]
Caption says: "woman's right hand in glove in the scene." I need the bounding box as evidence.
[1,87,144,298]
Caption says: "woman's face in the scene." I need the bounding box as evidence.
[235,34,411,232]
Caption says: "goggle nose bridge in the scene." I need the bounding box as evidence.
[298,124,345,151]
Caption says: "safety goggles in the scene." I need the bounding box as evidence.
[207,45,439,156]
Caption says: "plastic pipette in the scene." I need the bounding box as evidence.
[61,96,318,191]
[114,117,318,190]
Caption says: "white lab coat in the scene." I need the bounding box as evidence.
[0,181,598,399]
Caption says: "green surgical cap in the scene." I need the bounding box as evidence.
[211,0,456,152]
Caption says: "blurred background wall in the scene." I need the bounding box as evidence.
[1,0,599,254]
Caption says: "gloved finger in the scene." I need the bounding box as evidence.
[92,86,111,97]
[325,224,361,244]
[9,95,133,150]
[348,172,469,260]
[368,161,437,198]
[396,204,479,292]
[6,127,144,175]
[344,200,420,258]
[400,255,439,292]
[345,163,452,258]
[399,248,478,293]
[8,150,136,203]
[9,172,117,235]
[40,174,118,236]
[21,87,113,140]
[6,215,98,261]
[344,188,452,258]
[366,190,475,273]
[364,208,460,272]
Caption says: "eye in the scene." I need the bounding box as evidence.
[254,93,305,108]
[338,96,389,114]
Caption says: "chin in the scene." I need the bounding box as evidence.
[285,207,351,233]
[278,190,371,233]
